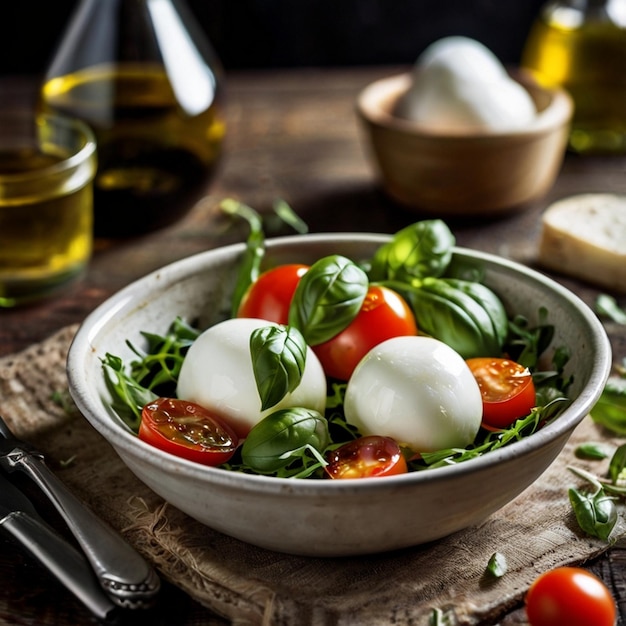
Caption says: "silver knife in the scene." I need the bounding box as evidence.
[0,414,160,609]
[0,471,118,621]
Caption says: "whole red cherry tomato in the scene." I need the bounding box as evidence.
[139,398,239,466]
[325,435,408,479]
[313,285,417,381]
[237,264,309,325]
[466,357,536,429]
[525,566,617,626]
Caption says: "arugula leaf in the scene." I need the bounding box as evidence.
[595,294,626,324]
[272,198,308,234]
[220,198,266,317]
[414,397,569,469]
[505,309,555,370]
[127,316,200,397]
[429,608,455,626]
[101,353,157,432]
[608,443,626,483]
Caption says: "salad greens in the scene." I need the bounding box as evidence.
[250,324,308,411]
[102,201,573,479]
[595,294,626,325]
[590,358,626,435]
[102,316,199,431]
[568,466,618,541]
[240,407,330,477]
[368,219,455,281]
[485,552,508,578]
[288,254,369,346]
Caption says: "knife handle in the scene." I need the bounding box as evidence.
[1,511,118,621]
[14,454,160,609]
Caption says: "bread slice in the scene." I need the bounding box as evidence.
[538,193,626,293]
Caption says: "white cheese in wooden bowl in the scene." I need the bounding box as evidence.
[538,193,626,293]
[394,36,538,133]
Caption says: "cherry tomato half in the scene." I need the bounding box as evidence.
[525,567,617,626]
[466,357,536,430]
[313,285,418,381]
[139,398,239,466]
[325,435,408,479]
[237,264,309,325]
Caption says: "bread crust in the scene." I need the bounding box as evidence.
[538,193,626,293]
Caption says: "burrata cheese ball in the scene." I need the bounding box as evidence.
[344,335,483,453]
[395,36,537,132]
[177,317,327,438]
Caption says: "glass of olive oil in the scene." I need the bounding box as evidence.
[39,0,226,238]
[522,0,626,154]
[0,112,97,307]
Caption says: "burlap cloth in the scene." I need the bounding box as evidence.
[0,325,622,625]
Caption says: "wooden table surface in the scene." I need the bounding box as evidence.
[1,68,625,625]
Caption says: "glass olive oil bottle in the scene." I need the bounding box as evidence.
[39,0,225,237]
[522,0,626,154]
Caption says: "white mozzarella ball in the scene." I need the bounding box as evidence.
[416,36,508,84]
[177,318,327,437]
[344,336,482,453]
[395,36,537,132]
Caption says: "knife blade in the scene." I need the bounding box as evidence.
[0,414,160,609]
[0,470,118,621]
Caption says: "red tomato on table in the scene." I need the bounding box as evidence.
[313,285,418,381]
[466,357,536,429]
[325,435,408,479]
[139,398,239,465]
[237,264,309,324]
[525,567,617,626]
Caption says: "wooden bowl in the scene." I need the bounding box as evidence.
[356,72,573,216]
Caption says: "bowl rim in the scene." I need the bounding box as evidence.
[67,232,611,496]
[355,71,574,140]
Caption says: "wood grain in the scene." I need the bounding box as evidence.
[0,68,625,625]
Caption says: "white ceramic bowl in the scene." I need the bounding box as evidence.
[67,234,611,556]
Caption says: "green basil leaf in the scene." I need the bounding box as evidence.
[396,278,500,358]
[486,552,508,578]
[575,442,612,461]
[369,219,455,283]
[568,486,617,541]
[241,407,330,473]
[596,294,626,324]
[250,325,307,411]
[443,278,509,347]
[608,443,626,484]
[591,376,626,435]
[288,254,368,345]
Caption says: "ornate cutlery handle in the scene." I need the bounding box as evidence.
[2,511,118,620]
[7,450,160,609]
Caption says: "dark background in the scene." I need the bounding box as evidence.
[5,0,546,76]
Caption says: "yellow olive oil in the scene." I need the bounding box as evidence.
[0,147,93,306]
[40,65,226,236]
[522,6,626,154]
